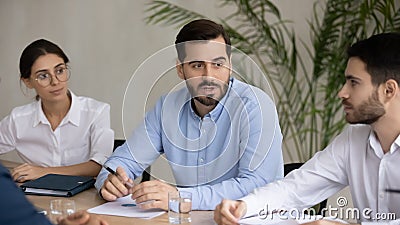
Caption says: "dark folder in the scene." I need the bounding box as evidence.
[20,174,95,197]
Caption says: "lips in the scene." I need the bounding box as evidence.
[199,85,217,95]
[202,86,215,90]
[50,87,64,94]
[342,101,353,112]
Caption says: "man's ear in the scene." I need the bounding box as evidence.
[383,79,398,100]
[176,60,184,79]
[21,77,34,89]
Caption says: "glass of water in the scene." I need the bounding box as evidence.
[168,191,192,224]
[49,199,75,223]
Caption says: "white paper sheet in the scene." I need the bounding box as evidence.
[87,194,165,219]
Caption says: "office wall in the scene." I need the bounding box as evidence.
[0,0,316,164]
[0,0,316,163]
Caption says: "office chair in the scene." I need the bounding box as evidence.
[284,162,327,215]
[283,162,304,176]
[113,139,151,183]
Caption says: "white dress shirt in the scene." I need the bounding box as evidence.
[241,124,400,225]
[0,91,114,166]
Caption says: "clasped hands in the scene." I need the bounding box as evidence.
[100,166,178,210]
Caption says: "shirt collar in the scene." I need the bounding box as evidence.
[189,77,234,121]
[33,99,48,127]
[67,91,80,126]
[368,130,400,157]
[32,90,80,127]
[391,134,400,154]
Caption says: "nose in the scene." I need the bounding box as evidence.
[49,73,60,86]
[337,84,348,99]
[203,63,214,77]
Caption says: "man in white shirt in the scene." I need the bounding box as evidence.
[214,33,400,225]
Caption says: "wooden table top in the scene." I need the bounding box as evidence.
[1,160,215,225]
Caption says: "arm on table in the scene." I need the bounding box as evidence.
[11,160,102,182]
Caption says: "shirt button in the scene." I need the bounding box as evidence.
[201,129,206,134]
[379,193,384,198]
[199,158,204,163]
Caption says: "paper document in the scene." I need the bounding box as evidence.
[88,194,165,219]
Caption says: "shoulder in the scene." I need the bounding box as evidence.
[229,78,275,106]
[232,79,273,101]
[314,124,371,170]
[326,124,371,155]
[8,102,37,119]
[341,124,371,139]
[74,95,110,112]
[159,87,189,106]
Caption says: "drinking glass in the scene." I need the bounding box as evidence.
[168,191,192,224]
[49,199,76,223]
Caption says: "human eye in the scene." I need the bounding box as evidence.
[37,73,50,80]
[349,79,358,87]
[213,61,224,67]
[55,67,66,75]
[192,62,204,69]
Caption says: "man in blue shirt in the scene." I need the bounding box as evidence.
[95,19,284,210]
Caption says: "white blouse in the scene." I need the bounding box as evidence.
[0,91,114,166]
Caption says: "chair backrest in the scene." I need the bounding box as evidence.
[284,162,327,215]
[113,139,125,151]
[284,162,304,176]
[113,139,151,183]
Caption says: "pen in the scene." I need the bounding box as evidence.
[385,189,400,194]
[103,165,134,189]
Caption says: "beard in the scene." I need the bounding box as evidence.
[187,79,228,107]
[194,96,219,107]
[344,89,385,124]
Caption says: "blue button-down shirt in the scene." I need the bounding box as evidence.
[95,77,284,210]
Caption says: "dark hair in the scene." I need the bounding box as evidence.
[175,19,231,62]
[347,32,400,86]
[19,39,69,79]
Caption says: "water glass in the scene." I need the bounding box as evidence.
[49,199,76,223]
[168,191,192,224]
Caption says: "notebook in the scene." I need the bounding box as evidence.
[20,174,95,197]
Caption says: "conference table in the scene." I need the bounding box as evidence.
[2,160,215,225]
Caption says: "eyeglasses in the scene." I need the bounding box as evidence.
[34,66,70,87]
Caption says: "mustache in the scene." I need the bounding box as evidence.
[342,100,352,107]
[198,80,221,88]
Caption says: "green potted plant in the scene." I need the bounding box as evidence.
[145,0,400,162]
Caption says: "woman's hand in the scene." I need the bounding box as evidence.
[11,163,48,182]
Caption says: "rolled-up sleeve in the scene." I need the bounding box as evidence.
[89,103,114,165]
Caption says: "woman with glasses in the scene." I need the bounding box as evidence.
[0,39,114,182]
